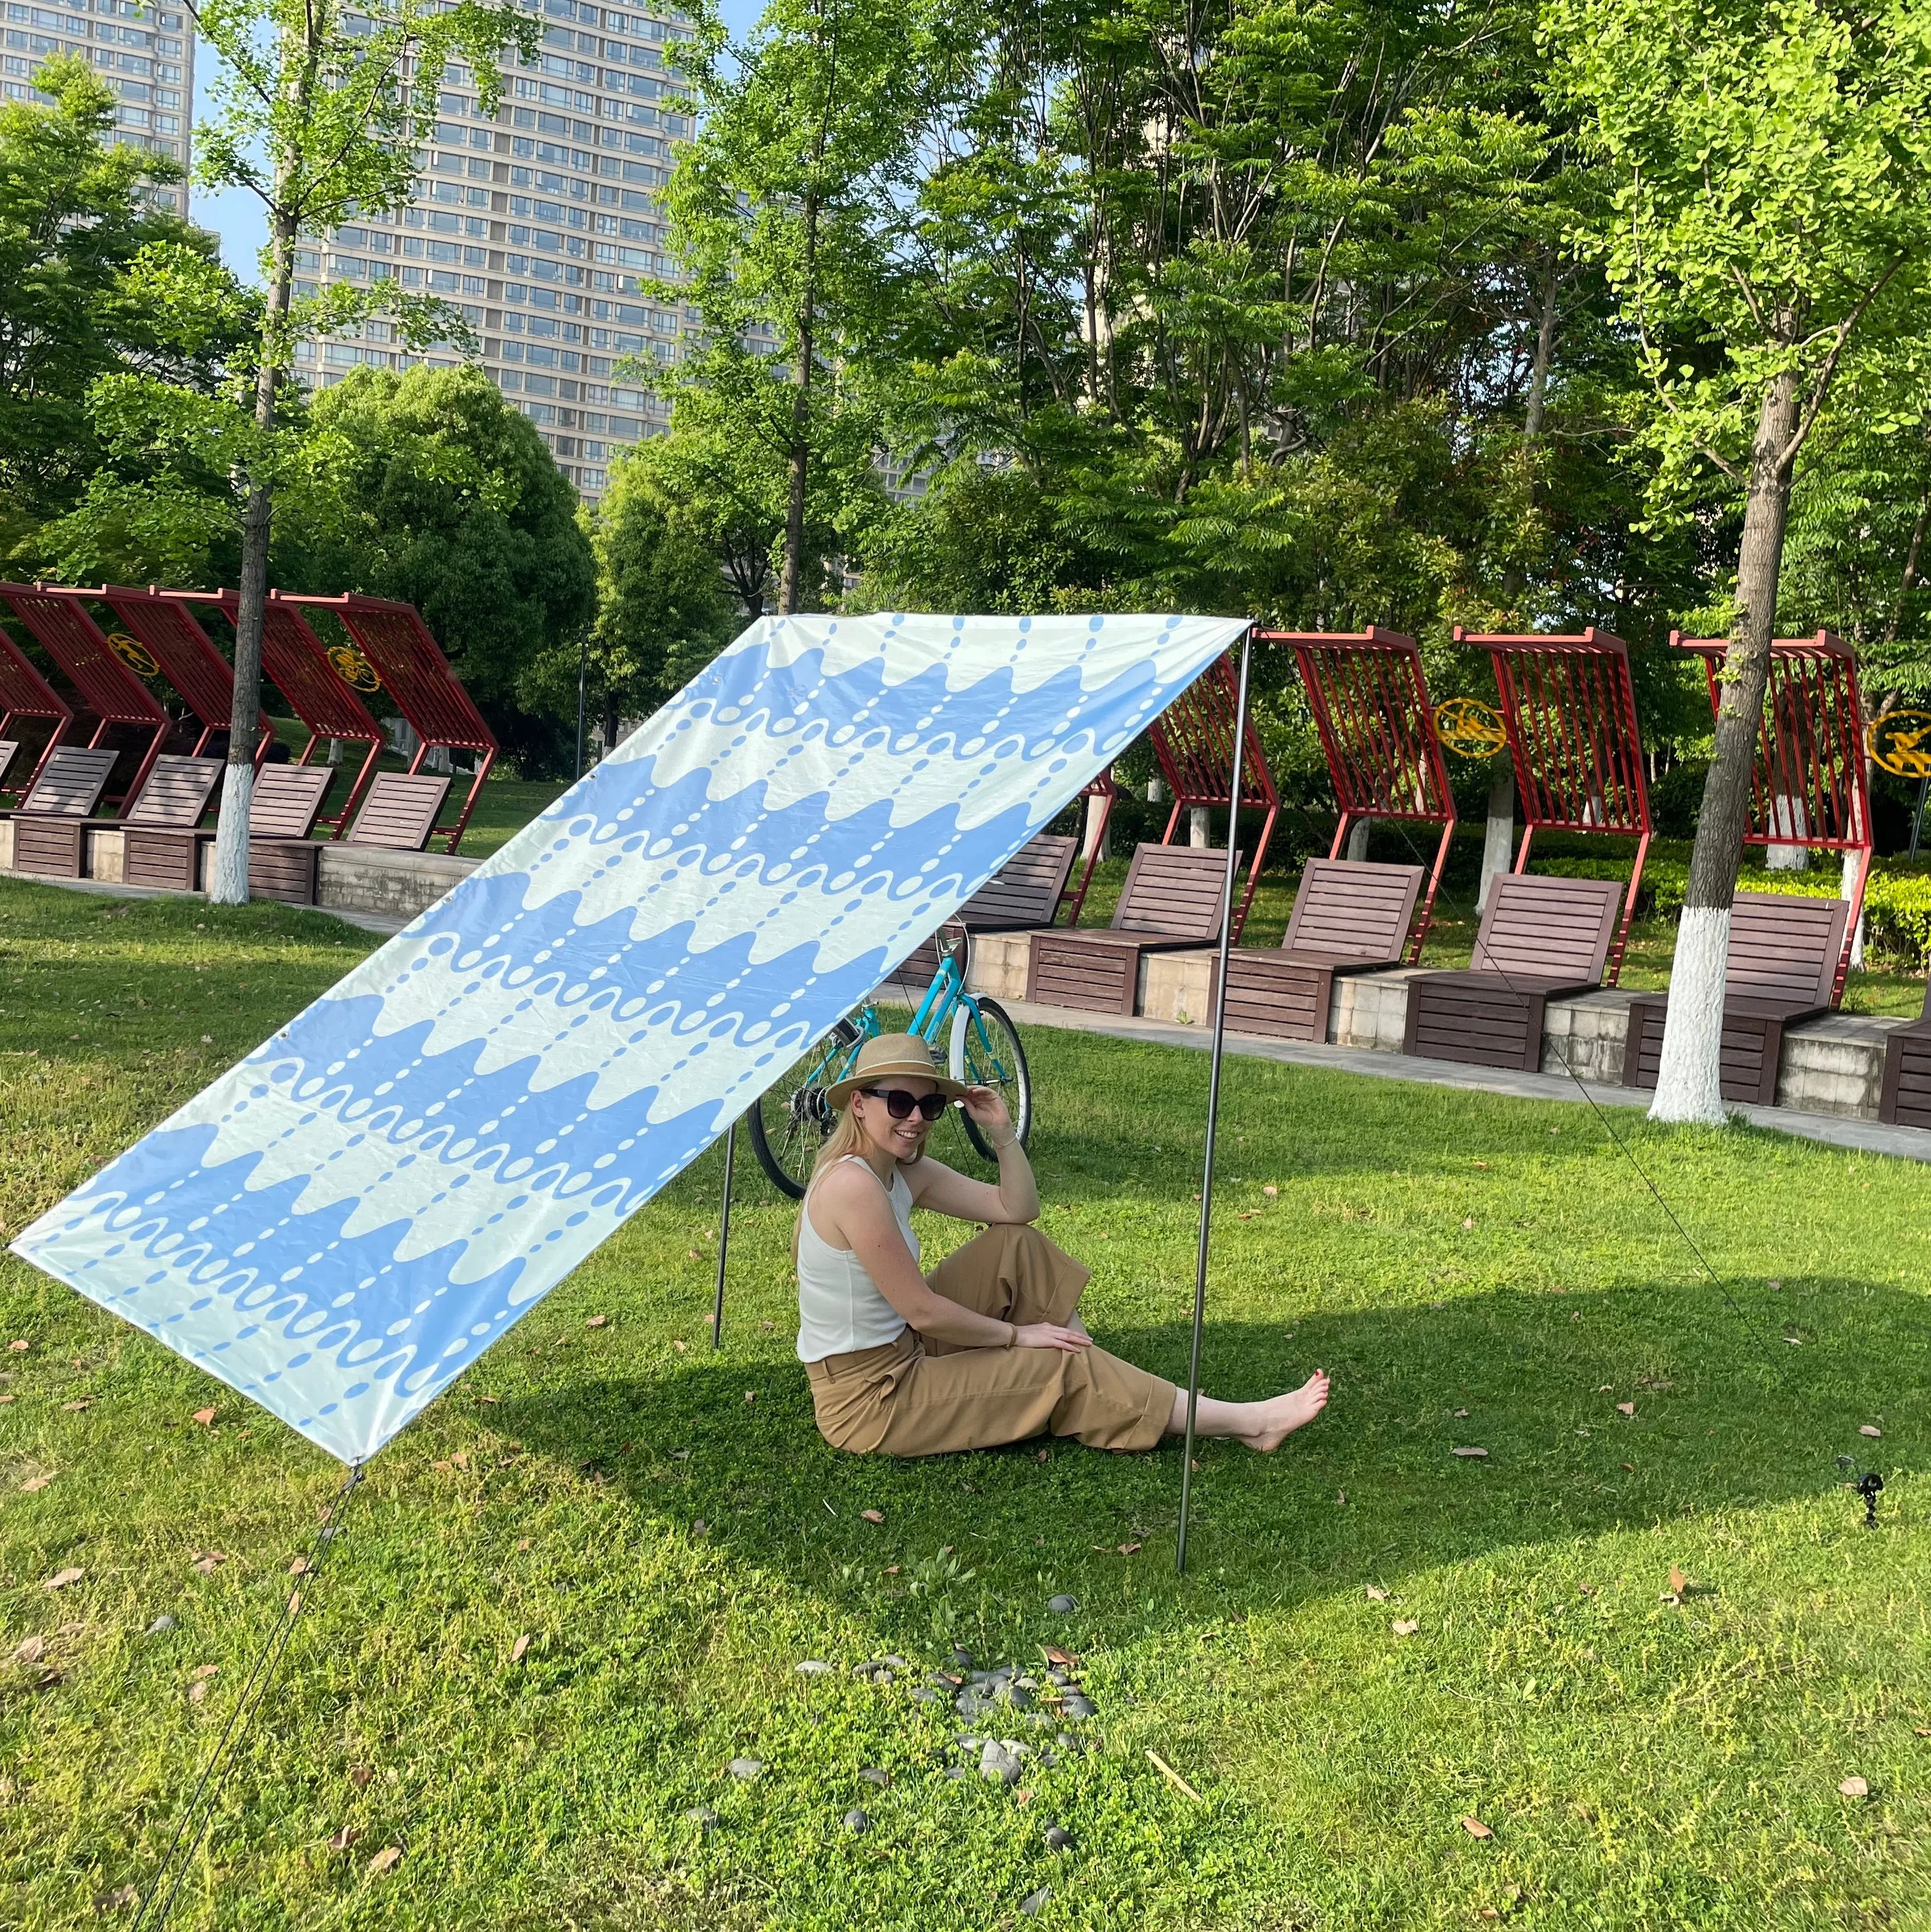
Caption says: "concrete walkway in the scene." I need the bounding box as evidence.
[1000,998,1931,1166]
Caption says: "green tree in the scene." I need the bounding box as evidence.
[280,363,595,776]
[189,0,536,901]
[661,0,927,612]
[0,57,245,561]
[1552,0,1931,1124]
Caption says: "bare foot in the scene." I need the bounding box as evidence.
[1237,1372,1331,1451]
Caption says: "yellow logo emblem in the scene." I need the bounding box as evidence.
[1433,696,1508,760]
[327,644,382,692]
[107,631,162,679]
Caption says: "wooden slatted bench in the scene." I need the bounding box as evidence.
[0,739,20,797]
[1209,859,1425,1041]
[1025,844,1236,1014]
[1879,981,1931,1128]
[5,746,120,877]
[344,772,452,851]
[113,757,226,889]
[121,764,337,901]
[1403,874,1626,1069]
[1623,891,1852,1105]
[887,832,1079,995]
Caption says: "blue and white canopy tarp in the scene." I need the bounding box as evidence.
[13,612,1249,1463]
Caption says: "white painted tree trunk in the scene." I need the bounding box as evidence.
[1082,791,1110,863]
[1346,819,1371,861]
[1647,906,1732,1124]
[1478,768,1514,912]
[1188,805,1211,848]
[1843,848,1865,969]
[1766,791,1809,868]
[1147,777,1166,804]
[209,761,255,904]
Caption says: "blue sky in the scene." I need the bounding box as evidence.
[195,3,761,282]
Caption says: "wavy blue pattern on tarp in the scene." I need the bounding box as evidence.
[11,612,1247,1462]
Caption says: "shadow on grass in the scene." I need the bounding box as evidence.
[491,1273,1923,1648]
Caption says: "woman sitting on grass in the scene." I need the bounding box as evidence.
[797,1033,1331,1458]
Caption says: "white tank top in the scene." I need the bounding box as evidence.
[796,1155,920,1363]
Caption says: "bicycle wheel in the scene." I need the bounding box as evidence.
[746,1015,866,1200]
[951,996,1032,1162]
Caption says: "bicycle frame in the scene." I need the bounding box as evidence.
[815,938,1012,1090]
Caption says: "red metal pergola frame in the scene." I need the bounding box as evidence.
[1672,629,1871,1003]
[0,582,170,809]
[1145,648,1278,943]
[283,593,498,853]
[0,628,73,796]
[166,591,387,839]
[87,585,274,765]
[1454,627,1651,985]
[1268,626,1456,962]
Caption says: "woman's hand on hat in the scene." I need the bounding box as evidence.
[1013,1322,1091,1353]
[961,1085,1014,1138]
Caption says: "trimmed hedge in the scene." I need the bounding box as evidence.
[1528,855,1931,970]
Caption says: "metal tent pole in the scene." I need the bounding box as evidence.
[710,1119,736,1348]
[574,627,589,782]
[1911,773,1928,861]
[1176,627,1254,1576]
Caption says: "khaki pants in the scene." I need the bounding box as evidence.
[805,1222,1175,1457]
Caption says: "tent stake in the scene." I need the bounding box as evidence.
[1177,626,1254,1576]
[710,1119,736,1348]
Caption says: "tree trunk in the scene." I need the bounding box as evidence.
[779,187,820,619]
[1188,804,1210,849]
[1346,819,1371,862]
[1649,369,1801,1124]
[1522,257,1559,445]
[1082,790,1109,863]
[1477,766,1515,912]
[210,204,296,905]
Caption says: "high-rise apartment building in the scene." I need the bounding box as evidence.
[2,0,193,215]
[294,1,697,504]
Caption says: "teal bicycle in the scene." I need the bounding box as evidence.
[746,924,1033,1198]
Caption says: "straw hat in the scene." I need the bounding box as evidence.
[825,1033,970,1112]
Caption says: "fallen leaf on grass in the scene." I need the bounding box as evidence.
[189,1663,218,1681]
[289,1557,311,1578]
[1461,1216,1475,1230]
[1453,1409,1469,1419]
[1668,1565,1689,1596]
[1452,1447,1488,1458]
[860,1509,885,1525]
[1620,1462,1634,1472]
[12,1635,46,1664]
[883,1565,900,1576]
[1391,1620,1419,1637]
[1261,1184,1279,1198]
[191,1551,226,1575]
[1839,1776,1870,1798]
[92,1885,138,1911]
[672,1339,688,1353]
[43,1567,83,1591]
[327,1825,361,1853]
[1472,1161,1490,1170]
[585,1314,608,1329]
[686,1248,701,1261]
[60,1399,90,1413]
[515,1537,532,1552]
[8,1338,28,1352]
[350,1766,374,1790]
[365,1846,402,1878]
[1617,1402,1636,1417]
[1462,1815,1494,1840]
[1365,1585,1389,1602]
[510,1633,532,1665]
[1117,1542,1143,1556]
[1035,1448,1049,1463]
[1043,1646,1078,1668]
[20,1474,53,1493]
[188,1679,211,1704]
[1860,1425,1883,1439]
[191,1407,216,1426]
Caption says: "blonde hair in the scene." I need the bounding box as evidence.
[792,1091,922,1262]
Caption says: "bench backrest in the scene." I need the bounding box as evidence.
[961,832,1079,930]
[1113,843,1237,939]
[0,739,17,790]
[123,754,223,828]
[1472,873,1624,984]
[1727,891,1851,1007]
[346,771,451,851]
[20,745,118,817]
[249,764,335,840]
[1281,858,1425,963]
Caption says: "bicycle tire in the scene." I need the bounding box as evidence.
[746,1015,866,1200]
[951,996,1032,1162]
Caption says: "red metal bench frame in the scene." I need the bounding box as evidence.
[88,585,274,765]
[1454,627,1652,986]
[164,590,386,840]
[283,592,498,853]
[1146,648,1278,944]
[0,582,169,809]
[1267,626,1456,962]
[1672,629,1871,1004]
[0,626,72,796]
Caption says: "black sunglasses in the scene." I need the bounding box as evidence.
[859,1087,951,1122]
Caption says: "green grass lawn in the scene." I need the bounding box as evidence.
[2,878,1927,1930]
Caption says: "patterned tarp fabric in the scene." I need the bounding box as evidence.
[12,612,1248,1463]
